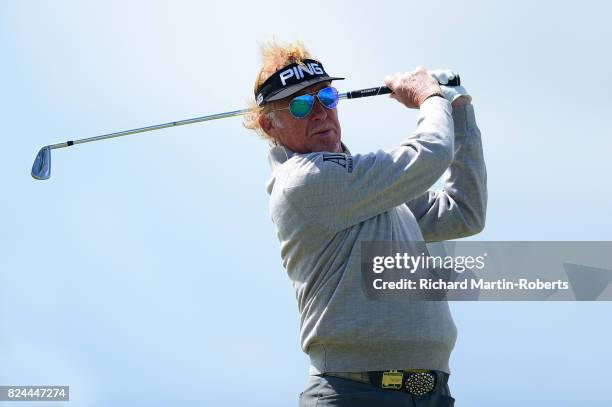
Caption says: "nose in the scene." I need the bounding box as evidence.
[309,98,328,120]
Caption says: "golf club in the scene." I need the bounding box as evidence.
[31,76,460,180]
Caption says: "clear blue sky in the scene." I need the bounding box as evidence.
[1,1,611,406]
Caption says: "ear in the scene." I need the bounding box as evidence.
[258,113,276,138]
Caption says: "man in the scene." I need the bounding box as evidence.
[246,40,486,406]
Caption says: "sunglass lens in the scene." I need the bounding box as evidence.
[290,95,314,118]
[318,87,339,109]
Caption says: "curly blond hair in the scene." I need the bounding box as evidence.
[243,39,314,140]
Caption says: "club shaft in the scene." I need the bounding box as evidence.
[48,108,250,150]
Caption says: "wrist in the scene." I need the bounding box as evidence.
[451,95,472,107]
[420,92,444,105]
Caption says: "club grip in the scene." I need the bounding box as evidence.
[346,87,392,99]
[346,75,460,99]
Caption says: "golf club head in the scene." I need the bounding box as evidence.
[31,146,51,180]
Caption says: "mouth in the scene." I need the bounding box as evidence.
[311,128,336,138]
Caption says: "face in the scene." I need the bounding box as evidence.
[260,81,342,154]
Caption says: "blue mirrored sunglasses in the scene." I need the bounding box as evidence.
[274,86,339,119]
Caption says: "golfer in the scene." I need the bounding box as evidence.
[245,40,487,407]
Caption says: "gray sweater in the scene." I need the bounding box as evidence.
[266,97,487,374]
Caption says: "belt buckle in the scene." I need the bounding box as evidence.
[405,371,436,396]
[381,370,403,389]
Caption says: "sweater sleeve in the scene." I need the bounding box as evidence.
[282,97,455,233]
[405,103,487,242]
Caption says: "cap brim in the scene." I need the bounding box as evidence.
[265,76,345,103]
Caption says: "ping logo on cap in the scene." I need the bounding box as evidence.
[254,58,343,106]
[279,62,325,86]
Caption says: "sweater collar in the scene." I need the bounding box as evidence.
[267,142,351,171]
[266,142,351,195]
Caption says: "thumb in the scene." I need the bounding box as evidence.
[384,75,394,88]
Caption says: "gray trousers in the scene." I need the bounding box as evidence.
[299,374,455,407]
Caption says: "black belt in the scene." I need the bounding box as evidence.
[323,370,447,396]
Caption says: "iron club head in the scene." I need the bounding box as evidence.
[31,146,51,180]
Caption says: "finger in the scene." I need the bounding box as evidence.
[396,75,406,87]
[384,75,394,87]
[385,72,401,87]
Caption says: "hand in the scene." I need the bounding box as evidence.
[385,67,442,109]
[428,69,472,106]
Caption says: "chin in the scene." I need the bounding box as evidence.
[315,140,341,153]
[310,135,339,152]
